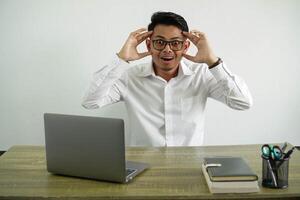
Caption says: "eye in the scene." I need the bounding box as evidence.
[171,41,181,47]
[156,40,165,45]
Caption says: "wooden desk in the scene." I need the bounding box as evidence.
[0,145,299,199]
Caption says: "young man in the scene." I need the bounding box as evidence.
[82,12,252,146]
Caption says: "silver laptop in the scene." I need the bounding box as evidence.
[44,113,149,183]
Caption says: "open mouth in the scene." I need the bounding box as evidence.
[161,57,174,61]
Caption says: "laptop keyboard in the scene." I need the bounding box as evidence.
[126,168,137,176]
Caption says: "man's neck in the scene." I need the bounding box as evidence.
[153,65,179,82]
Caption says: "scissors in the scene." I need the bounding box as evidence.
[261,144,283,160]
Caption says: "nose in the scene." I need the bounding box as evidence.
[162,43,172,52]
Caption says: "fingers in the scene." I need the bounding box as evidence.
[182,31,199,45]
[130,28,147,36]
[190,30,206,37]
[183,30,206,45]
[129,28,153,44]
[119,28,152,62]
[136,31,153,44]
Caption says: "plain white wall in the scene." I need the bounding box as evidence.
[1,0,299,150]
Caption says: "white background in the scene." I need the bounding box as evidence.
[1,0,299,150]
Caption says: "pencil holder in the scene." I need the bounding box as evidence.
[262,156,289,188]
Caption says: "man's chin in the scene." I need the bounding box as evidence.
[158,61,179,70]
[160,66,177,72]
[152,59,180,71]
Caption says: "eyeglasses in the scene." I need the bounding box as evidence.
[152,39,184,51]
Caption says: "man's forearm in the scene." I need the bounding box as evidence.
[82,55,130,109]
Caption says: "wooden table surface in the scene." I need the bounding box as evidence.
[0,144,299,200]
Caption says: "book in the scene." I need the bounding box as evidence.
[203,157,258,181]
[201,157,259,193]
[202,164,259,193]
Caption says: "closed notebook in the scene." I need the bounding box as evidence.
[201,164,259,193]
[203,157,258,182]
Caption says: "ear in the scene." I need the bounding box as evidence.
[183,40,190,54]
[146,39,151,51]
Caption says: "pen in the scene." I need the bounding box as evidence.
[283,146,300,159]
[281,142,288,153]
[276,146,300,169]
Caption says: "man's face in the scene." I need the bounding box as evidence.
[146,24,190,72]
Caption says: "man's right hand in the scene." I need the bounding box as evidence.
[117,28,153,62]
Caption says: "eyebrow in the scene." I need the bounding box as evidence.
[153,35,184,40]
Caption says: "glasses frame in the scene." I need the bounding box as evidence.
[151,39,185,51]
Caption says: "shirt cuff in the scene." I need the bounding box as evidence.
[93,54,131,86]
[209,62,233,81]
[111,53,131,67]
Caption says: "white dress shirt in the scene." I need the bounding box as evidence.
[82,55,253,146]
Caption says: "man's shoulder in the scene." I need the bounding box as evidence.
[127,61,153,77]
[181,59,208,74]
[125,60,209,77]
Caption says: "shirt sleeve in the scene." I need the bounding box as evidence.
[205,62,253,110]
[82,55,130,109]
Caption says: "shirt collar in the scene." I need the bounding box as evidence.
[136,62,155,77]
[179,60,195,76]
[136,60,195,78]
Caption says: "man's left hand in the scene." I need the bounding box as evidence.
[182,30,218,66]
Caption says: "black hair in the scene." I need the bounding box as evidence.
[148,11,189,32]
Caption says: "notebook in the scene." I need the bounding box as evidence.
[201,164,259,193]
[44,113,149,183]
[203,157,258,181]
[202,156,259,193]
